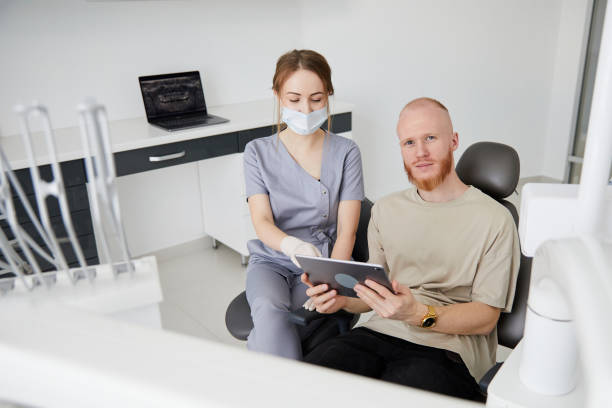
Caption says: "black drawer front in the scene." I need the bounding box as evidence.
[0,233,98,273]
[238,125,276,152]
[1,209,94,245]
[10,185,90,224]
[59,233,98,265]
[114,132,238,176]
[12,160,86,197]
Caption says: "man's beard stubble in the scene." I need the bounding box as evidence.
[404,150,453,191]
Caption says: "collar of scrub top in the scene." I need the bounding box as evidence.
[14,103,92,284]
[0,147,63,290]
[77,99,134,276]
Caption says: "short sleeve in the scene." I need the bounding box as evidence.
[243,142,268,198]
[471,212,521,313]
[367,203,389,271]
[339,142,365,201]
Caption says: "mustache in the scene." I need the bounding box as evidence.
[403,152,453,191]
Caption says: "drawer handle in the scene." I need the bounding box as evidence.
[149,151,186,162]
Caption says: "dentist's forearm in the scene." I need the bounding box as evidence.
[330,232,356,261]
[252,217,287,252]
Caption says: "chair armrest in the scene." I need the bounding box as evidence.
[288,307,326,326]
[288,307,356,327]
[479,362,503,395]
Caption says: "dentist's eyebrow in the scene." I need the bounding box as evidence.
[287,91,302,95]
[310,91,324,96]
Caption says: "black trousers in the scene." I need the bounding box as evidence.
[304,327,485,402]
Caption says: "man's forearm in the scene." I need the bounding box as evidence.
[407,301,500,336]
[343,297,372,314]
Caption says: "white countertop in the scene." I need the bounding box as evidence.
[0,278,479,408]
[0,99,353,170]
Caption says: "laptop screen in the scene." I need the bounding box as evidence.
[139,71,208,120]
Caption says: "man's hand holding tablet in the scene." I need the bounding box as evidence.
[354,279,427,325]
[301,273,349,314]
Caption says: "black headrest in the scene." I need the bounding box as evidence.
[455,142,520,199]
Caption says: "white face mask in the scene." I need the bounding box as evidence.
[281,106,328,135]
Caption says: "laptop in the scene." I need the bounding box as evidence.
[138,71,229,131]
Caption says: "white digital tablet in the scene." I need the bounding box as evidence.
[296,255,393,298]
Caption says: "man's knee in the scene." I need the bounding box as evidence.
[304,339,346,366]
[381,357,479,400]
[305,337,383,378]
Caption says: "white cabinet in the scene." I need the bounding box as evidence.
[198,153,255,260]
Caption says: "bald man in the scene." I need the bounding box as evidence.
[303,98,520,401]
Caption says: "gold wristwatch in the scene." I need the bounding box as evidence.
[420,305,437,329]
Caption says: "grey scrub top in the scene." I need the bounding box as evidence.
[243,132,364,261]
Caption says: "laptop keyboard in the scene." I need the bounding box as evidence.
[158,117,210,128]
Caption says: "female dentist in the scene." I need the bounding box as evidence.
[243,49,364,359]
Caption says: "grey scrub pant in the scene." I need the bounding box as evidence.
[246,255,312,359]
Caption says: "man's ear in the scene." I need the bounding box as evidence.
[451,131,459,151]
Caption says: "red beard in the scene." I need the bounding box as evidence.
[404,149,453,191]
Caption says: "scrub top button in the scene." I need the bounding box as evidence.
[323,214,327,218]
[322,190,327,195]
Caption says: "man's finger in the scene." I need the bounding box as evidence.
[301,273,314,288]
[318,297,336,313]
[364,279,394,298]
[392,280,400,293]
[356,294,375,311]
[312,289,337,306]
[392,279,411,295]
[356,285,395,316]
[305,283,329,297]
[356,292,387,318]
[355,285,385,307]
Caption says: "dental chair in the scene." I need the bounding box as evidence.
[454,141,532,395]
[225,142,531,395]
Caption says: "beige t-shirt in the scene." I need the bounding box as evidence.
[359,186,520,381]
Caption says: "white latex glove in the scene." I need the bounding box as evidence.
[280,236,322,268]
[303,298,316,311]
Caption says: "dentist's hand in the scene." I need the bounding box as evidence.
[280,236,322,267]
[301,273,348,314]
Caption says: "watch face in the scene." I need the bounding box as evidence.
[422,317,436,328]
